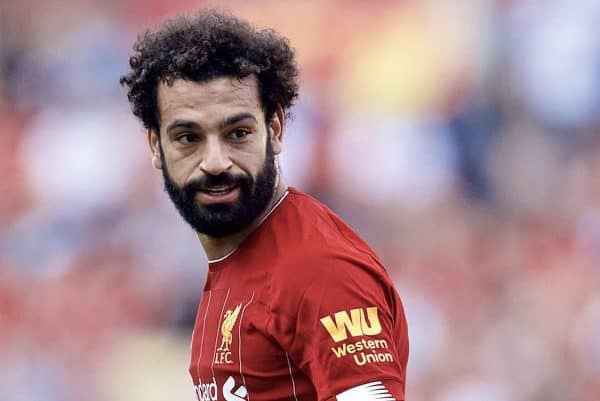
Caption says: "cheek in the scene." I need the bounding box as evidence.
[236,144,268,179]
[161,145,199,184]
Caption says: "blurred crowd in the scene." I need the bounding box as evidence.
[1,1,599,400]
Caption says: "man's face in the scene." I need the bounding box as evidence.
[150,76,283,237]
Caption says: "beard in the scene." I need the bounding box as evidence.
[160,140,277,238]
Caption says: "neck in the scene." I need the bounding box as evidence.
[197,180,288,261]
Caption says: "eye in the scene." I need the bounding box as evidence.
[228,128,250,141]
[177,133,199,145]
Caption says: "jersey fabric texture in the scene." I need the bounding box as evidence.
[189,188,409,401]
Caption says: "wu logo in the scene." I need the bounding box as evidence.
[320,306,382,343]
[215,304,242,364]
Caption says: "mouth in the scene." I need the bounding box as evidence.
[196,184,240,204]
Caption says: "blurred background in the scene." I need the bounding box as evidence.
[1,0,599,400]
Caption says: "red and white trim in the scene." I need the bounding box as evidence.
[336,381,396,401]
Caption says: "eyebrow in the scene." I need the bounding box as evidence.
[165,112,258,134]
[165,120,201,134]
[219,112,258,129]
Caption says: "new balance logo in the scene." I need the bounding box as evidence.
[320,307,382,343]
[223,376,247,401]
[195,376,247,401]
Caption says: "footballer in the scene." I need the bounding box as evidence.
[120,10,409,401]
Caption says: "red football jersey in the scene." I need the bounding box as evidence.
[189,188,409,401]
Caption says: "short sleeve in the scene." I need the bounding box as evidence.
[268,252,409,401]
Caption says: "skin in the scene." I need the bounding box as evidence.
[148,75,288,260]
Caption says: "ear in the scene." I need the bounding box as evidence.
[268,105,285,155]
[147,129,162,170]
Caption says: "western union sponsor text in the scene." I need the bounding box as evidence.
[330,338,394,366]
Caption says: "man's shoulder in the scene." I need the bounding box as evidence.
[277,187,373,253]
[279,241,390,284]
[279,187,331,226]
[269,189,391,293]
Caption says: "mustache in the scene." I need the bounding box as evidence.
[183,172,250,193]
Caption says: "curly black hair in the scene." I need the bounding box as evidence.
[120,10,299,132]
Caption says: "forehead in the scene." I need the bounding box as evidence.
[157,76,263,129]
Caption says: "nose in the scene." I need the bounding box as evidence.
[199,136,232,175]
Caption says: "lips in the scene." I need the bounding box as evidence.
[196,184,240,204]
[203,185,236,195]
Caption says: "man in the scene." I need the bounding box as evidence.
[120,10,408,401]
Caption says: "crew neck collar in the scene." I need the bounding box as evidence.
[206,189,290,265]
